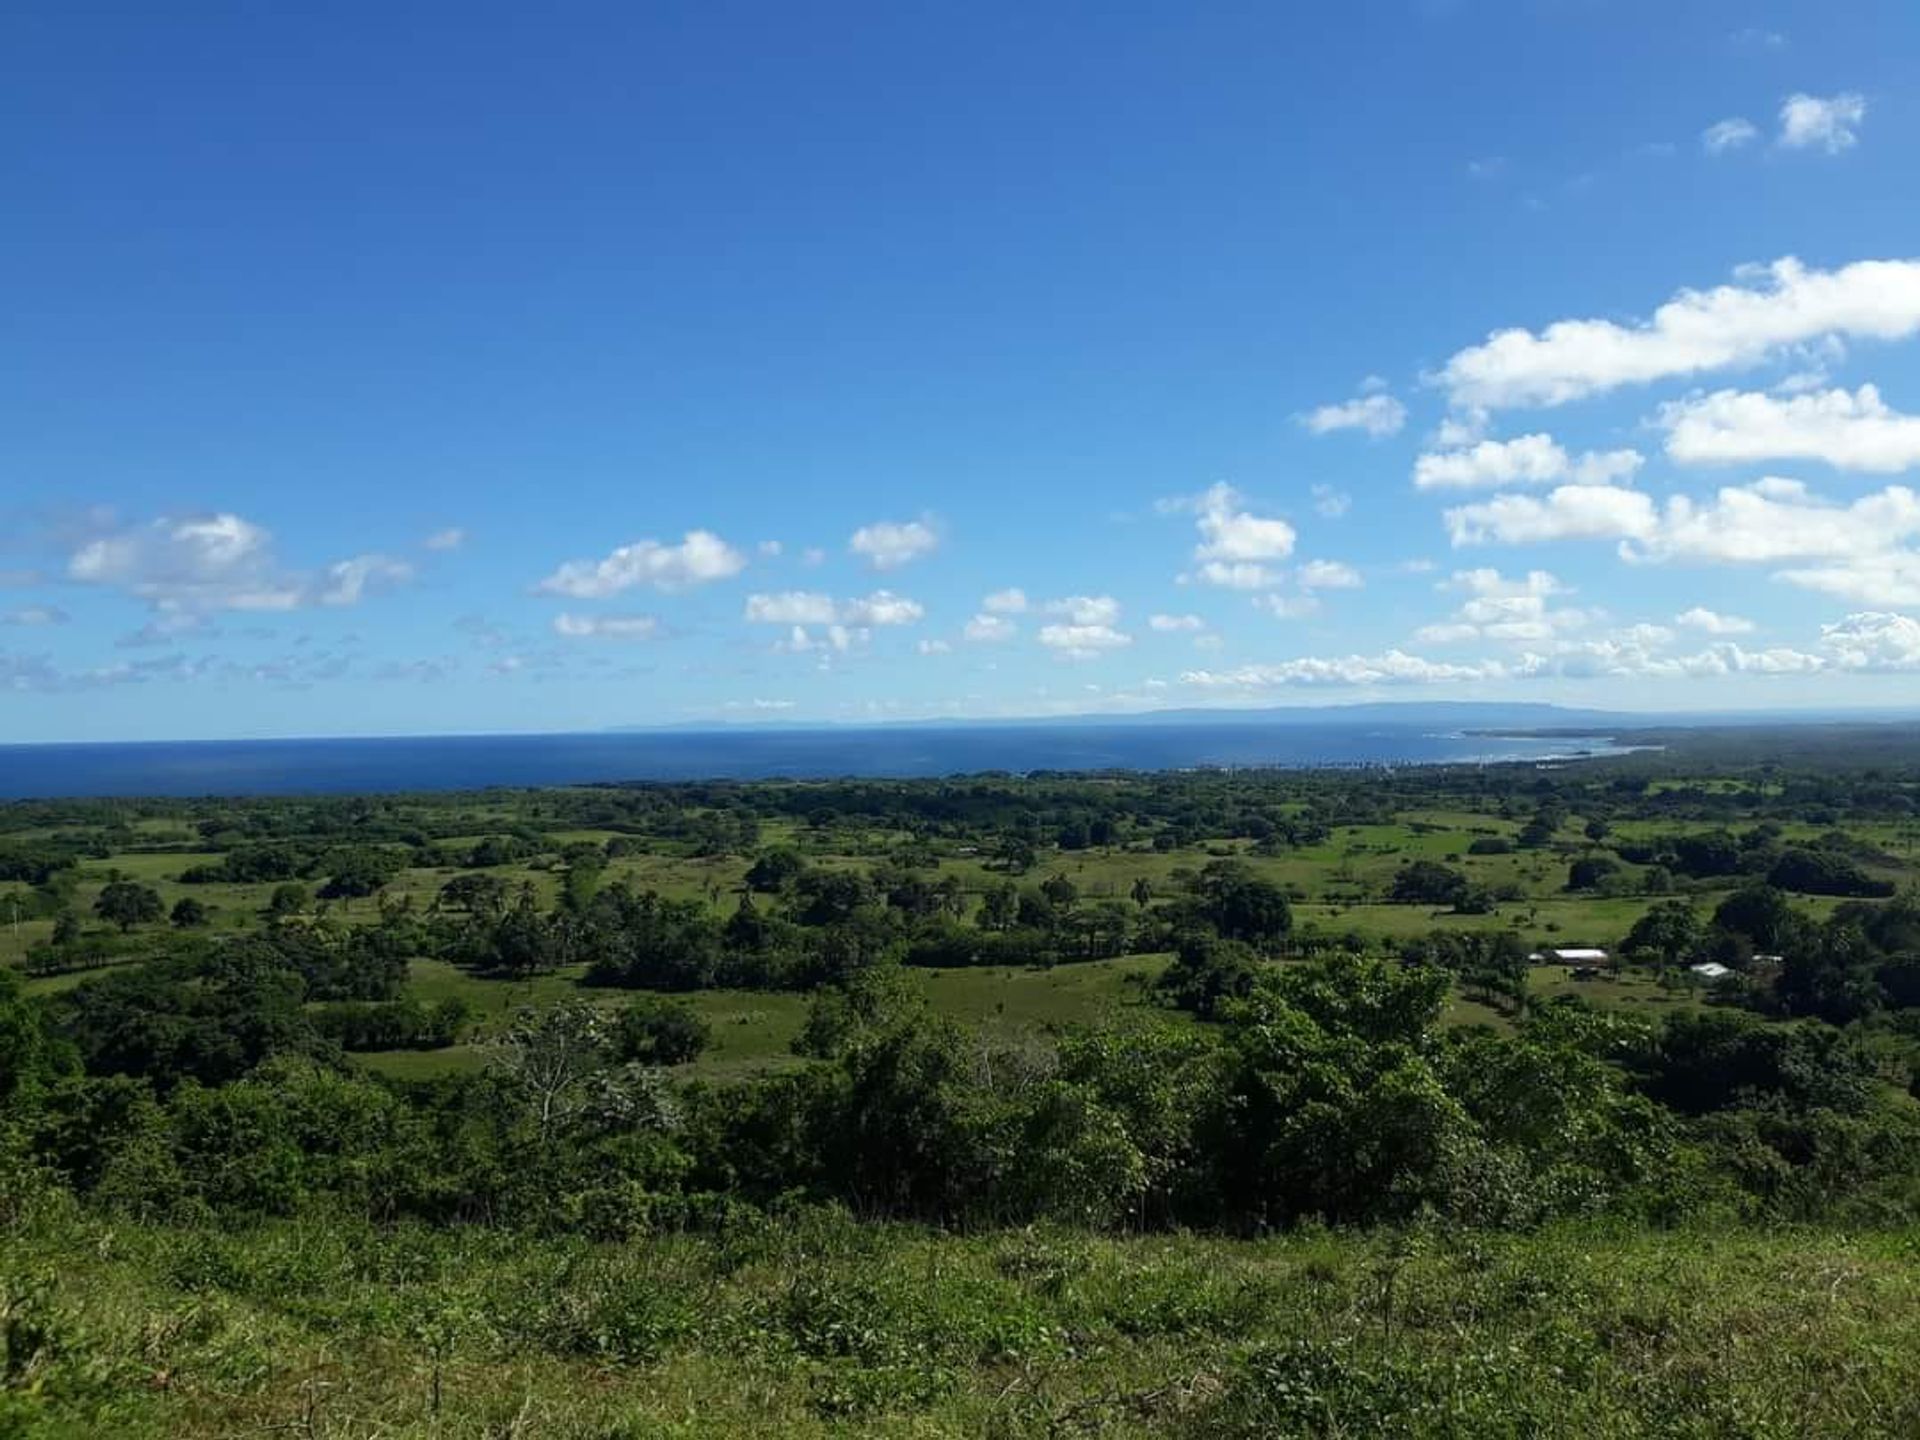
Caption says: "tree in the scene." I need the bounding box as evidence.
[1130,876,1154,909]
[94,881,162,933]
[613,996,712,1066]
[1039,873,1079,911]
[1713,886,1797,952]
[487,1002,614,1142]
[978,880,1017,932]
[1566,856,1619,891]
[1621,900,1701,967]
[744,847,806,894]
[170,896,210,929]
[265,882,310,920]
[1195,860,1292,948]
[1389,860,1468,908]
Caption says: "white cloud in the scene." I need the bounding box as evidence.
[1193,483,1295,562]
[1311,484,1352,519]
[552,612,661,640]
[964,613,1017,643]
[1176,484,1296,588]
[1044,594,1121,626]
[723,697,797,711]
[1449,476,1920,564]
[67,512,413,614]
[1415,568,1592,645]
[1628,479,1920,565]
[744,591,839,625]
[981,587,1028,614]
[849,519,938,570]
[1821,611,1920,670]
[537,530,746,597]
[1413,433,1644,490]
[1254,593,1320,619]
[1038,623,1133,659]
[423,527,466,551]
[1446,484,1659,546]
[757,539,783,558]
[1148,613,1206,632]
[1702,117,1759,154]
[1776,552,1920,607]
[1659,385,1920,472]
[1436,257,1920,410]
[838,591,925,626]
[1301,389,1407,438]
[1778,92,1866,153]
[1190,561,1283,590]
[1,605,67,627]
[1296,559,1363,590]
[316,554,415,607]
[1675,607,1756,634]
[1184,650,1505,689]
[916,638,952,655]
[776,624,869,655]
[745,590,922,626]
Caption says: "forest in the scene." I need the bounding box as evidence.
[6,738,1920,1434]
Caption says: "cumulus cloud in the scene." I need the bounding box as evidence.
[849,519,938,570]
[1184,650,1505,689]
[838,591,926,626]
[1148,613,1207,632]
[67,512,414,615]
[1778,92,1866,153]
[552,612,661,640]
[1191,561,1284,590]
[1180,608,1920,692]
[1776,552,1920,607]
[1821,611,1920,670]
[1659,385,1920,472]
[536,530,746,598]
[1436,257,1920,410]
[1413,434,1644,490]
[1448,476,1920,606]
[1038,623,1132,659]
[1676,607,1756,634]
[1627,479,1920,565]
[1702,117,1759,154]
[964,613,1017,643]
[423,527,466,551]
[1301,386,1407,438]
[1445,485,1659,546]
[1,606,67,627]
[1254,593,1321,619]
[1414,568,1594,645]
[981,587,1028,614]
[1296,560,1364,590]
[1171,484,1296,588]
[1043,594,1122,626]
[744,591,839,625]
[315,554,416,608]
[745,590,923,626]
[916,638,952,655]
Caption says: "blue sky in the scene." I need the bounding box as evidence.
[7,0,1920,740]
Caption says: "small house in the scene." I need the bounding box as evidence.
[1690,961,1733,982]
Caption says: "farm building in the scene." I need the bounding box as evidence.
[1529,947,1611,965]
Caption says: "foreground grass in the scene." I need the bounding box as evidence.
[7,1189,1920,1437]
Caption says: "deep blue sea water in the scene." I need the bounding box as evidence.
[0,724,1633,799]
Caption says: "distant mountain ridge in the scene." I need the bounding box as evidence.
[612,701,1636,734]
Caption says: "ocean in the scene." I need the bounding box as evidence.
[0,723,1633,799]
